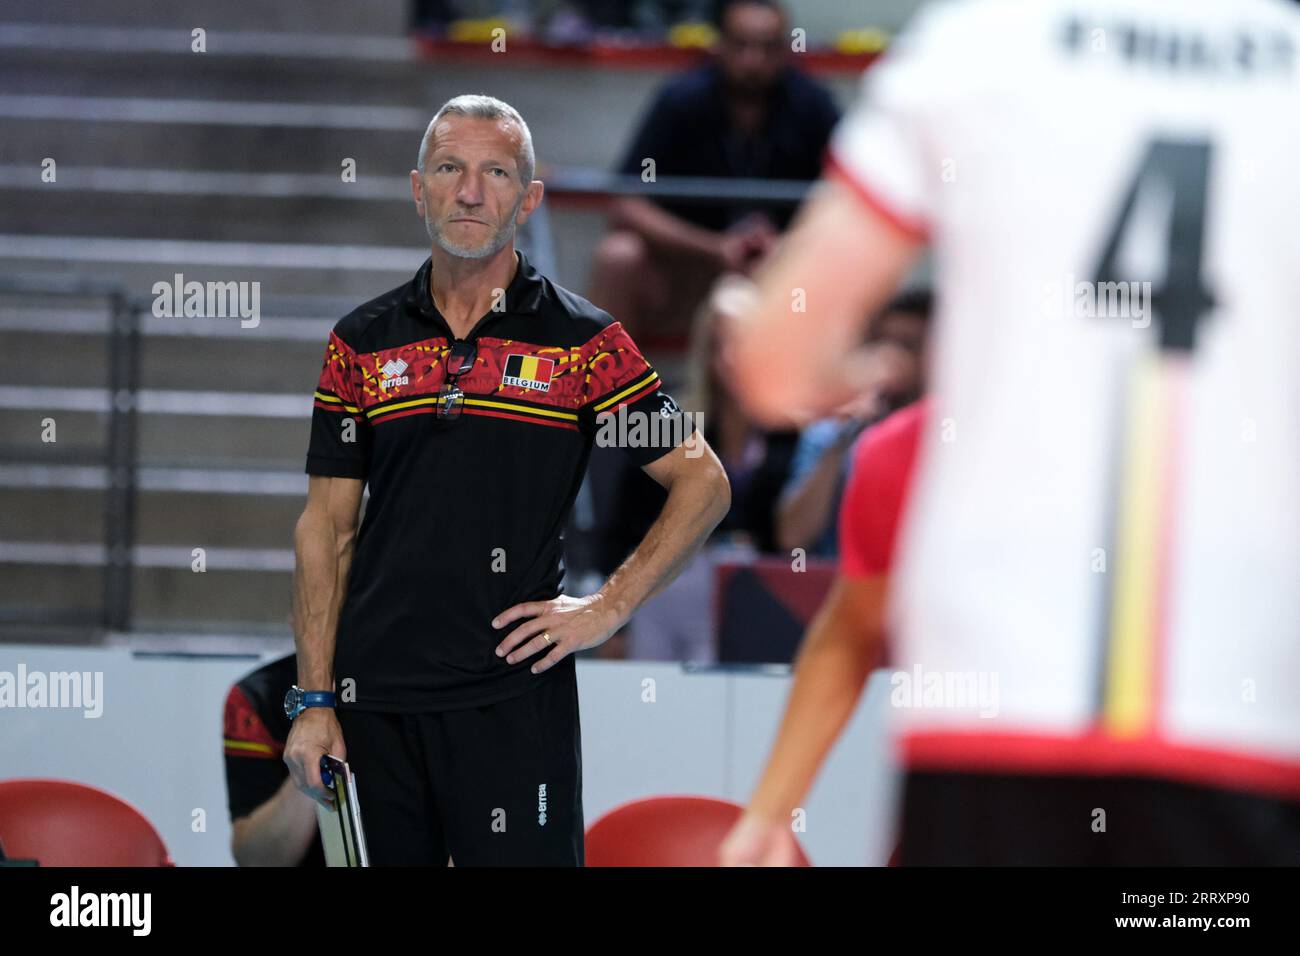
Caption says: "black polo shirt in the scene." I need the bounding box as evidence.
[223,653,325,867]
[617,61,840,232]
[306,249,692,711]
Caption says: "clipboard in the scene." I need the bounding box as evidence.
[316,754,370,867]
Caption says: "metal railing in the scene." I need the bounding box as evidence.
[0,276,357,634]
[0,275,137,629]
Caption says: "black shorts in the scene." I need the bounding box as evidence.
[898,769,1300,865]
[336,667,583,866]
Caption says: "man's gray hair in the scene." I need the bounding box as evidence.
[417,94,536,186]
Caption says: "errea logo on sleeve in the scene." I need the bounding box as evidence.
[502,354,554,392]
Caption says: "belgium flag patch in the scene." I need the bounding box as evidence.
[502,354,555,392]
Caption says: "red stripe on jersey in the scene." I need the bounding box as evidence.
[822,146,930,244]
[314,400,360,414]
[901,729,1300,802]
[369,404,438,425]
[462,407,580,431]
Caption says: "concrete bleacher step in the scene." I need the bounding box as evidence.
[0,565,103,622]
[1,1,409,36]
[0,188,421,246]
[7,330,331,392]
[0,487,305,549]
[132,564,294,630]
[0,49,691,173]
[0,46,431,106]
[0,117,422,175]
[0,410,310,468]
[0,253,422,299]
[0,562,296,632]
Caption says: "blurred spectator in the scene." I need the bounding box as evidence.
[548,1,716,35]
[588,0,840,344]
[775,289,931,557]
[678,281,799,554]
[223,653,324,867]
[413,0,720,39]
[621,279,799,661]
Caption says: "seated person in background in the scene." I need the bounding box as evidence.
[223,653,323,867]
[587,0,840,348]
[775,289,931,557]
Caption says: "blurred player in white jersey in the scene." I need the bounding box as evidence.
[723,0,1300,863]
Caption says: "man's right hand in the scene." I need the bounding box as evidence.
[283,708,346,810]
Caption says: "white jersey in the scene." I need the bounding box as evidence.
[829,0,1300,798]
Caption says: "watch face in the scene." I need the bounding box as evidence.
[283,686,302,718]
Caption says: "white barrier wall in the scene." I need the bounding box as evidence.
[0,645,899,866]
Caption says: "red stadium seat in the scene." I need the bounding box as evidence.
[0,779,173,867]
[585,795,812,866]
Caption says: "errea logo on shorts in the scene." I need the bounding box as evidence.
[537,783,548,826]
[380,358,409,389]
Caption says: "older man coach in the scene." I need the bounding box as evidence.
[283,94,730,866]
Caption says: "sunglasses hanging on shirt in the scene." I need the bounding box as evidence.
[437,340,478,421]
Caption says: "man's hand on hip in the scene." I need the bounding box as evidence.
[492,594,621,675]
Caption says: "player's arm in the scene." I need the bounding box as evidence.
[723,404,915,864]
[231,777,320,867]
[283,475,363,806]
[720,572,888,866]
[726,174,923,427]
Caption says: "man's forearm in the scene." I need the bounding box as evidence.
[292,514,355,691]
[611,197,723,263]
[231,776,320,867]
[598,466,729,623]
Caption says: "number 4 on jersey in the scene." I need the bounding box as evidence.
[1091,138,1217,352]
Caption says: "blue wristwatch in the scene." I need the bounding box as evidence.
[284,685,336,720]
